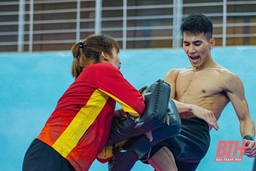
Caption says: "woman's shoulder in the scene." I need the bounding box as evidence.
[86,63,120,76]
[89,62,115,69]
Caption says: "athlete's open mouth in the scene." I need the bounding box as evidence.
[190,56,199,60]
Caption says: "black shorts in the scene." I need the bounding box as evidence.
[22,139,75,171]
[147,117,210,171]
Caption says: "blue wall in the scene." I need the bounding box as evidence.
[1,47,256,171]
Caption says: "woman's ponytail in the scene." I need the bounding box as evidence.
[70,42,83,78]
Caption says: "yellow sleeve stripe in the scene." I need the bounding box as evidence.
[52,89,108,158]
[99,89,139,117]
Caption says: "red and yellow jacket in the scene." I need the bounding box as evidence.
[37,63,145,171]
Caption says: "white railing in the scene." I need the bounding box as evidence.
[0,0,255,52]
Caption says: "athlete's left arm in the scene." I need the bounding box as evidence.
[223,72,254,137]
[223,71,256,157]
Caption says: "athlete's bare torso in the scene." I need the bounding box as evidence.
[169,65,231,120]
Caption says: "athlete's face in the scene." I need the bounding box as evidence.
[182,32,215,68]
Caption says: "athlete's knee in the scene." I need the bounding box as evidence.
[149,147,178,171]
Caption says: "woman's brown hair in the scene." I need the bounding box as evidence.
[70,34,120,78]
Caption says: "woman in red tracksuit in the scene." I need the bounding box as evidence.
[22,34,145,171]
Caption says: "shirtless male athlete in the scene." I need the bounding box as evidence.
[146,13,256,171]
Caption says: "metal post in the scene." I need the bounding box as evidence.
[172,0,183,48]
[95,0,102,34]
[122,0,127,49]
[18,0,25,52]
[76,0,81,42]
[222,0,227,47]
[29,0,34,52]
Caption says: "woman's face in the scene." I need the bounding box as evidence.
[109,48,121,70]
